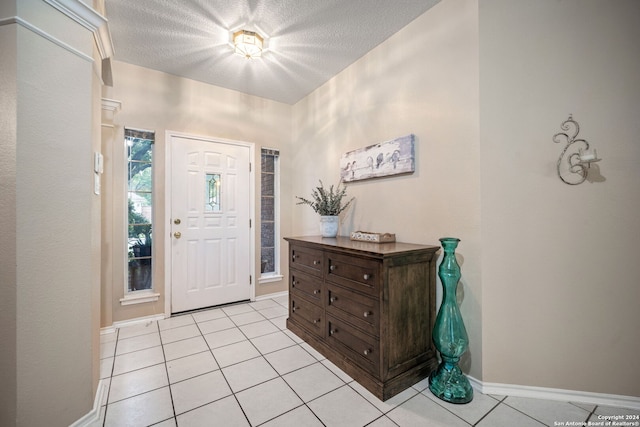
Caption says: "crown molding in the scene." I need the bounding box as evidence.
[101,98,121,113]
[44,0,104,31]
[0,16,93,62]
[101,98,121,124]
[44,0,114,60]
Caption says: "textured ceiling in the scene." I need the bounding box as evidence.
[105,0,441,104]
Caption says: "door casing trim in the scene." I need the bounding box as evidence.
[164,130,256,317]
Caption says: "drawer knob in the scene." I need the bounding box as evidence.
[292,280,297,286]
[292,306,299,312]
[363,311,372,318]
[313,319,320,324]
[329,265,336,271]
[363,274,371,280]
[313,289,320,295]
[330,329,337,335]
[313,260,320,265]
[329,296,337,303]
[292,254,299,260]
[363,349,372,356]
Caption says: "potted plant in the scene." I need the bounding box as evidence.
[296,180,354,237]
[128,200,152,290]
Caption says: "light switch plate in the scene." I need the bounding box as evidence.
[94,172,100,195]
[94,152,104,174]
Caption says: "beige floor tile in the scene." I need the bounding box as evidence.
[211,340,260,368]
[236,378,303,426]
[387,392,470,427]
[261,405,324,427]
[108,364,168,403]
[203,327,246,349]
[282,362,345,402]
[112,345,165,376]
[308,384,383,427]
[163,335,209,361]
[222,356,279,392]
[476,403,545,427]
[250,331,296,354]
[104,387,173,427]
[197,316,236,334]
[160,324,201,344]
[170,370,232,415]
[422,387,501,425]
[504,396,590,426]
[264,345,317,375]
[166,351,218,384]
[176,395,249,426]
[115,331,160,355]
[158,314,195,331]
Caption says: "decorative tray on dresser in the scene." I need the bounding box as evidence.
[284,235,440,401]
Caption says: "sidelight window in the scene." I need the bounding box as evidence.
[126,129,154,293]
[260,148,280,279]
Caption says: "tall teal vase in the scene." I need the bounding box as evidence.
[429,237,473,403]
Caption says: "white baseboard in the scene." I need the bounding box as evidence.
[69,379,106,427]
[105,313,166,332]
[100,326,116,335]
[254,290,288,301]
[468,375,640,410]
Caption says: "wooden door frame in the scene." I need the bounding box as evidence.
[164,130,256,317]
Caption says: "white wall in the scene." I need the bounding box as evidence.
[291,0,483,380]
[479,0,640,396]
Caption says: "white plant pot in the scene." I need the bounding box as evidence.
[319,215,339,237]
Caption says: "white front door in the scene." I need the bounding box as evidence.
[170,134,252,313]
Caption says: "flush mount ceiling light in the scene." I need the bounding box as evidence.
[233,30,264,59]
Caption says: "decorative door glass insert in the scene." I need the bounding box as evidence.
[205,173,221,212]
[126,128,154,293]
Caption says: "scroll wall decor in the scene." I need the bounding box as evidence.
[340,134,415,182]
[553,114,601,185]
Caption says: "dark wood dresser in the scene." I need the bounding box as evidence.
[284,236,440,401]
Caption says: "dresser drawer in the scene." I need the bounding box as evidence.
[327,315,379,376]
[290,269,323,304]
[290,295,324,338]
[290,245,324,277]
[326,252,380,296]
[327,284,379,337]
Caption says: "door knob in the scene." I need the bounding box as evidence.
[173,218,181,224]
[174,232,182,239]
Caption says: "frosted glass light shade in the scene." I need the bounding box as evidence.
[233,30,263,59]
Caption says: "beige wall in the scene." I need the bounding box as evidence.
[102,61,293,323]
[479,0,640,396]
[291,0,482,380]
[98,0,639,400]
[91,38,104,400]
[0,0,101,425]
[0,17,18,427]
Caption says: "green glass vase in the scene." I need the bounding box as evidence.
[429,237,473,403]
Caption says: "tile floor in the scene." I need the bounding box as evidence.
[94,296,639,426]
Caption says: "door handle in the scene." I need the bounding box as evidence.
[174,218,181,225]
[174,232,182,239]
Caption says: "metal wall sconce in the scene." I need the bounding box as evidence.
[553,114,601,185]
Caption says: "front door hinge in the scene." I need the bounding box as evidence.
[249,219,252,228]
[249,162,252,172]
[249,275,252,285]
